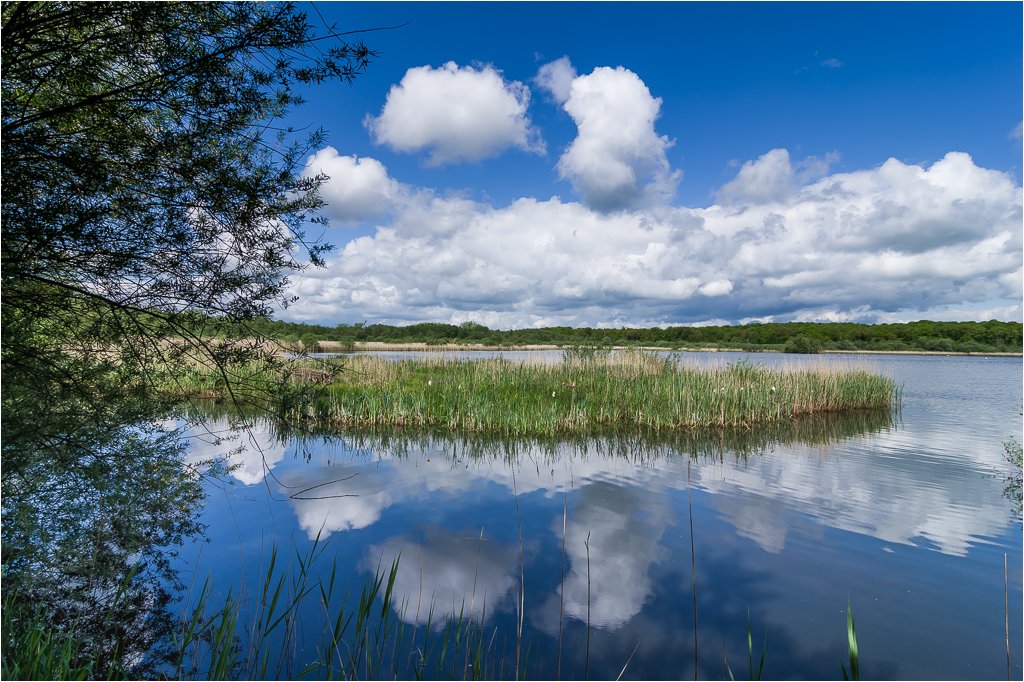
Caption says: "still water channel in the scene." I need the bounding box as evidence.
[174,352,1022,680]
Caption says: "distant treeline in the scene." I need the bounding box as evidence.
[220,318,1022,354]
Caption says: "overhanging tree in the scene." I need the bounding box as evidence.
[1,2,374,674]
[3,0,374,333]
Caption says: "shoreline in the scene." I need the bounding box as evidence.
[302,340,1022,358]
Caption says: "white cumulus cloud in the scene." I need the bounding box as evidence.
[300,147,402,224]
[556,64,680,211]
[534,56,577,104]
[366,62,543,164]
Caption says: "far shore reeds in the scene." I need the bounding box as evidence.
[168,350,899,437]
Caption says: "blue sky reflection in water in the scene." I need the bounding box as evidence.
[176,354,1022,680]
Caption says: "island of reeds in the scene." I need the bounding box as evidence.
[172,350,900,437]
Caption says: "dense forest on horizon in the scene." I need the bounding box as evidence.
[228,318,1022,354]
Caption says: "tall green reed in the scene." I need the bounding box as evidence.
[724,610,767,681]
[171,534,524,681]
[841,600,860,681]
[1,596,96,681]
[171,352,899,438]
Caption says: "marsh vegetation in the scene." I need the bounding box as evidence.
[169,351,899,437]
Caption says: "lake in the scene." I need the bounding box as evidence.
[173,352,1022,680]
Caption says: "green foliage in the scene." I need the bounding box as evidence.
[1005,437,1023,469]
[2,596,95,680]
[1,3,375,676]
[225,318,1023,354]
[3,1,375,326]
[784,335,822,354]
[917,336,955,352]
[300,332,321,352]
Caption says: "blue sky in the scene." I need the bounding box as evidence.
[278,2,1023,328]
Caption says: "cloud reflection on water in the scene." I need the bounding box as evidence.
[183,402,1017,563]
[181,403,1017,641]
[537,481,671,630]
[175,357,1021,679]
[362,527,519,628]
[180,419,286,486]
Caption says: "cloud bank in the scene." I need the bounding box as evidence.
[286,146,1022,328]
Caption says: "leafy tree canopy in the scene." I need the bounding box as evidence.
[1,2,374,673]
[3,1,373,323]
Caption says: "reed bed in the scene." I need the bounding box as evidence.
[287,406,896,466]
[172,351,899,437]
[309,352,897,436]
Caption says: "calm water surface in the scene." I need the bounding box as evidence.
[175,353,1022,680]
